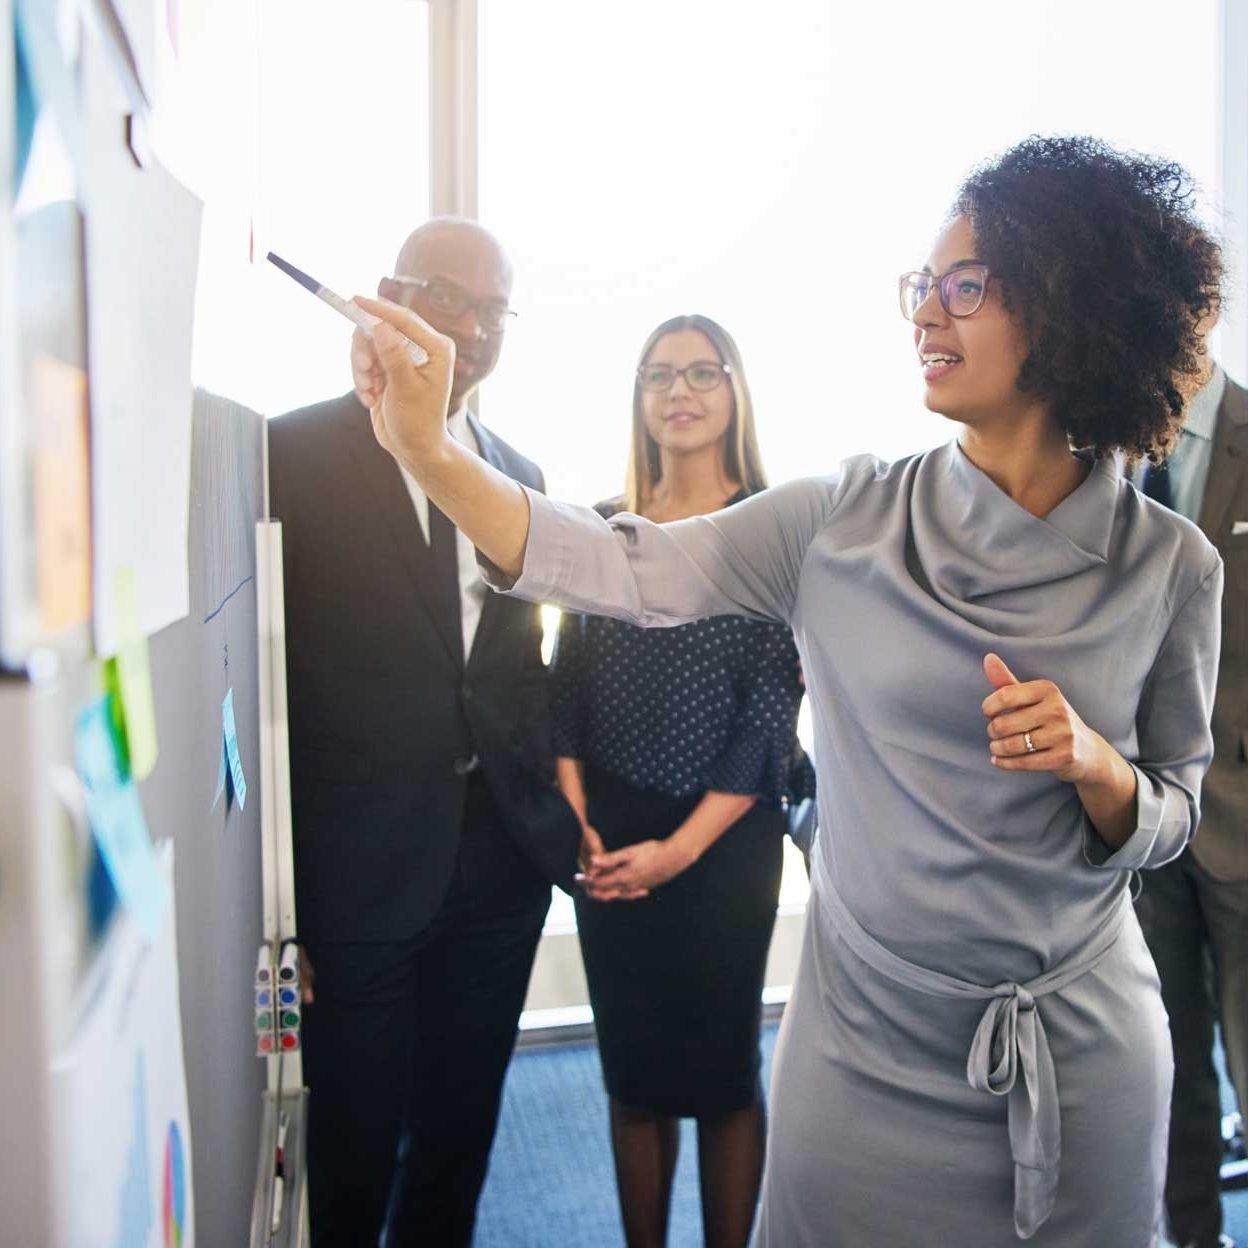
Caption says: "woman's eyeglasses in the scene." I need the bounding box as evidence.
[387,275,517,334]
[898,265,991,322]
[637,361,731,392]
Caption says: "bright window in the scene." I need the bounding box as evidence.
[478,0,1221,492]
[192,0,431,417]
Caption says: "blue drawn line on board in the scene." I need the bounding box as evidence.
[202,574,254,624]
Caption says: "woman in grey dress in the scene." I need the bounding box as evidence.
[348,136,1225,1245]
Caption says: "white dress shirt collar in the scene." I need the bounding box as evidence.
[397,403,487,661]
[447,403,472,445]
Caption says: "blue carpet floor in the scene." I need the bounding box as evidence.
[475,1023,1245,1247]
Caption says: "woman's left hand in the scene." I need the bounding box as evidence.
[981,652,1109,784]
[582,839,692,901]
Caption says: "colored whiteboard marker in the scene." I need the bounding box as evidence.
[255,943,273,985]
[278,941,299,984]
[266,251,430,367]
[271,1112,290,1233]
[271,1171,284,1233]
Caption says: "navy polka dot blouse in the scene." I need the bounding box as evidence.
[551,498,815,808]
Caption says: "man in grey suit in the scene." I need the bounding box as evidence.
[1136,360,1248,1248]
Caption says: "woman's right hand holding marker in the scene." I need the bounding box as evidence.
[350,295,456,476]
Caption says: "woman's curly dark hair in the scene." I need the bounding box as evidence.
[953,135,1224,461]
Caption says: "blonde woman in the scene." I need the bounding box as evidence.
[552,315,811,1247]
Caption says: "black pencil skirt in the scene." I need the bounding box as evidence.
[575,764,786,1118]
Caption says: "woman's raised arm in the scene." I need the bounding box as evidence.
[352,294,846,626]
[352,294,533,580]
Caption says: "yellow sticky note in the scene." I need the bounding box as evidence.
[104,566,159,781]
[33,356,91,634]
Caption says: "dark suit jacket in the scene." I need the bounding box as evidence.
[268,393,580,944]
[1191,374,1248,880]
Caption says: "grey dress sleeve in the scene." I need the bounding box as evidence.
[482,475,844,627]
[1084,556,1224,871]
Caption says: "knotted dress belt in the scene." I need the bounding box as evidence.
[814,861,1130,1240]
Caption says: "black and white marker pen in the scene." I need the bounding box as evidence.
[266,251,430,368]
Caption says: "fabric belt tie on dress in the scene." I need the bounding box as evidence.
[814,861,1130,1240]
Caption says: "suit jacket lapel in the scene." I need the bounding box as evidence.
[1198,377,1248,541]
[332,395,462,670]
[466,412,511,668]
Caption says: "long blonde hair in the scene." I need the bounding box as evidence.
[624,314,768,513]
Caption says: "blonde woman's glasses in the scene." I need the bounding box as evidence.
[637,361,731,392]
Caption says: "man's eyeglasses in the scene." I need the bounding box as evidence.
[387,275,517,334]
[637,361,731,392]
[898,265,991,322]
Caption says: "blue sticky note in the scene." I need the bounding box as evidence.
[74,696,169,941]
[223,688,247,810]
[74,694,122,792]
[213,734,227,809]
[14,10,37,187]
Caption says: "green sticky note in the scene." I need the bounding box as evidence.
[104,566,159,781]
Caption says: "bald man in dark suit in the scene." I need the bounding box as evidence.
[269,219,579,1247]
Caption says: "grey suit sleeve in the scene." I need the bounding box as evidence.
[483,476,841,627]
[1084,557,1224,871]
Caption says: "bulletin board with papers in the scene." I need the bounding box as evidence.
[0,1,272,1244]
